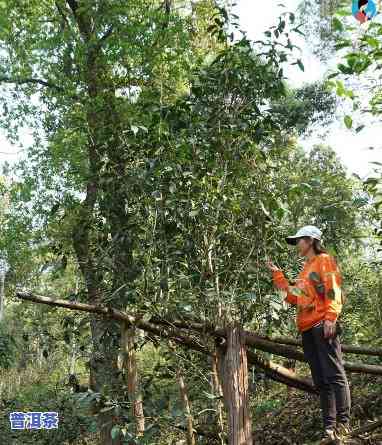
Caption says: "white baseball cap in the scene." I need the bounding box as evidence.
[285,225,322,245]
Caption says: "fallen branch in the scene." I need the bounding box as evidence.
[15,292,382,377]
[146,317,382,375]
[15,291,317,393]
[246,350,318,395]
[258,334,382,357]
[157,318,382,376]
[242,332,382,376]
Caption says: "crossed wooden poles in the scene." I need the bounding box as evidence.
[15,291,382,393]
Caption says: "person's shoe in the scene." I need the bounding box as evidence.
[335,423,351,443]
[319,428,337,444]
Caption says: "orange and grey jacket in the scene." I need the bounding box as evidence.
[271,253,344,333]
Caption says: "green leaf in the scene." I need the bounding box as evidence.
[241,292,257,301]
[338,63,353,74]
[327,72,339,82]
[297,59,304,71]
[337,8,351,16]
[142,312,152,322]
[335,40,352,50]
[332,17,344,32]
[365,37,379,48]
[344,115,353,129]
[270,299,282,310]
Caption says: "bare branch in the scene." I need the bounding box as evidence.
[55,0,70,29]
[0,76,64,92]
[257,334,382,358]
[15,291,382,379]
[14,291,317,393]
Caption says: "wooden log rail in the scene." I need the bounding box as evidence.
[15,291,382,384]
[256,334,382,357]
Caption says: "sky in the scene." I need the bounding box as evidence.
[0,0,381,180]
[235,0,382,180]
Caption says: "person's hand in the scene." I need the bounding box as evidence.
[266,259,281,272]
[323,320,336,339]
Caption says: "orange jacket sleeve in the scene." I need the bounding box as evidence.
[272,269,299,305]
[318,255,343,322]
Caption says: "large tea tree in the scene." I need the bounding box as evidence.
[0,2,220,443]
[0,1,340,443]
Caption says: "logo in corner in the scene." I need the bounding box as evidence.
[352,0,378,23]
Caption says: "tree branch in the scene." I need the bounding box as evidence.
[0,76,64,91]
[147,317,382,375]
[55,0,70,29]
[15,292,382,377]
[66,0,91,39]
[242,330,382,377]
[93,25,114,53]
[257,334,382,357]
[162,0,172,29]
[246,349,318,395]
[14,291,317,393]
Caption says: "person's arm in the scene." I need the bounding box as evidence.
[318,254,343,322]
[272,269,301,305]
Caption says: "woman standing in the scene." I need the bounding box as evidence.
[266,225,351,444]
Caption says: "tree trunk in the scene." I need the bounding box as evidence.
[168,341,196,445]
[0,272,5,322]
[69,279,79,375]
[64,1,131,442]
[90,317,122,445]
[121,323,145,437]
[177,373,196,445]
[69,336,77,375]
[217,324,253,445]
[211,349,226,444]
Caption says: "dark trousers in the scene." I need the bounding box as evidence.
[301,320,351,430]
